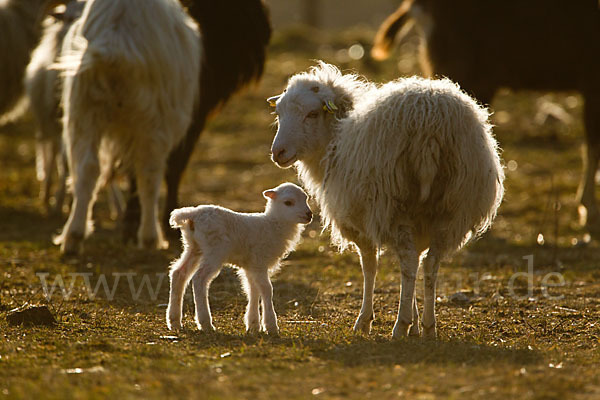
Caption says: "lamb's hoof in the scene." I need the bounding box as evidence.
[422,323,437,339]
[408,323,421,337]
[353,313,374,335]
[61,232,84,256]
[391,320,411,339]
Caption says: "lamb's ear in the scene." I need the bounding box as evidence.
[263,190,277,200]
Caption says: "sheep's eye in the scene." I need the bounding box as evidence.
[284,200,294,207]
[306,110,319,119]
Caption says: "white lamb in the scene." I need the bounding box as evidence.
[54,0,200,254]
[166,182,312,336]
[269,62,504,339]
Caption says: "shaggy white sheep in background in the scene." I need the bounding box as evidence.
[166,182,312,336]
[25,0,85,213]
[269,62,504,338]
[0,0,62,120]
[54,0,200,254]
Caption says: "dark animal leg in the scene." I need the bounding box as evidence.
[122,175,140,245]
[163,116,207,237]
[578,93,600,232]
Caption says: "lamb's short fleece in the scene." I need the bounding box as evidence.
[167,182,312,336]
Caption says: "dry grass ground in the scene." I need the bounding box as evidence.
[1,27,599,399]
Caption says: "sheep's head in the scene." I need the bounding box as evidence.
[269,62,362,169]
[263,183,312,225]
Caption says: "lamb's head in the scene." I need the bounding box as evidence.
[263,183,312,225]
[269,61,366,169]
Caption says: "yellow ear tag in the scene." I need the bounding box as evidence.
[323,100,338,114]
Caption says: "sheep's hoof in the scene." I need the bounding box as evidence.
[353,313,373,335]
[579,205,600,232]
[61,232,84,255]
[391,319,411,339]
[167,318,182,331]
[266,327,280,337]
[246,326,260,335]
[422,322,437,339]
[408,323,421,337]
[198,322,216,333]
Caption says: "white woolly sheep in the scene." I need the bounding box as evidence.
[0,0,62,119]
[24,0,85,213]
[166,182,312,336]
[269,62,504,339]
[54,0,200,254]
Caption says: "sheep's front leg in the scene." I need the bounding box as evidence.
[191,259,223,332]
[239,271,260,334]
[422,251,441,338]
[166,247,201,330]
[353,241,378,334]
[254,270,279,336]
[392,228,419,339]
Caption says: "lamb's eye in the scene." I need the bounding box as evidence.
[284,200,294,207]
[306,110,319,119]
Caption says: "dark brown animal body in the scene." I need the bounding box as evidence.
[0,0,62,117]
[122,0,272,241]
[373,0,600,230]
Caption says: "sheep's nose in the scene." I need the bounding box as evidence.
[273,148,286,163]
[306,210,313,220]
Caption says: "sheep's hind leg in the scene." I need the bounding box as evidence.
[57,135,101,255]
[408,293,421,336]
[421,250,441,339]
[167,246,201,330]
[391,227,419,339]
[134,143,168,249]
[353,241,378,335]
[191,252,225,332]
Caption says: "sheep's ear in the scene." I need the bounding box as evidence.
[263,190,277,200]
[267,95,281,107]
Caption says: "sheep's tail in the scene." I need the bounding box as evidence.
[169,207,198,229]
[371,0,415,60]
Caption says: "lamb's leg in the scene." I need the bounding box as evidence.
[240,271,260,334]
[391,227,419,339]
[577,93,600,231]
[134,144,168,249]
[191,255,224,332]
[167,246,201,330]
[57,134,100,255]
[421,251,441,338]
[254,270,279,336]
[353,241,378,334]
